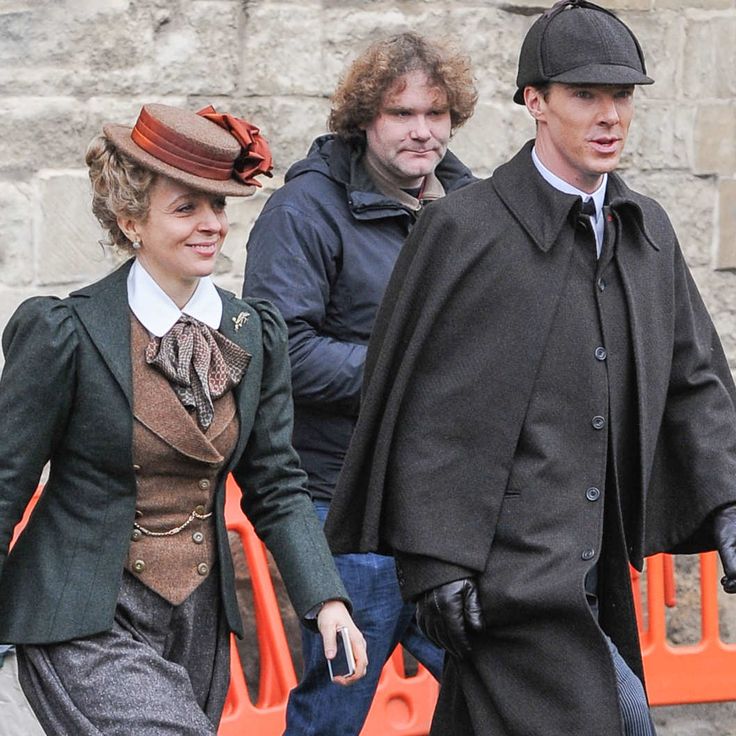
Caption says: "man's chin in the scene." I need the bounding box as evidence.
[591,151,623,174]
[395,163,439,182]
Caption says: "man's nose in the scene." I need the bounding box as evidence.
[410,117,431,140]
[598,97,621,126]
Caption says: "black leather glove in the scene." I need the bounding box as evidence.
[415,578,485,658]
[714,504,736,594]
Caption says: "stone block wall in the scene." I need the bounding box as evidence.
[2,0,736,730]
[1,0,735,340]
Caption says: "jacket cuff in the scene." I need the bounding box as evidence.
[394,550,475,602]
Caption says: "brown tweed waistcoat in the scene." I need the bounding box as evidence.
[126,316,239,605]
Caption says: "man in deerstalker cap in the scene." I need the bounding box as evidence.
[325,2,736,734]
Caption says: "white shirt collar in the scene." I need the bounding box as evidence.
[126,259,223,337]
[532,146,607,255]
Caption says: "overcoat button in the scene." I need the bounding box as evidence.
[192,531,205,544]
[594,347,607,361]
[197,562,209,576]
[198,479,210,491]
[131,529,143,542]
[591,416,605,430]
[133,559,146,573]
[581,549,595,561]
[194,504,206,515]
[586,487,601,501]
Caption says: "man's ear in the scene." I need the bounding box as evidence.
[523,86,545,121]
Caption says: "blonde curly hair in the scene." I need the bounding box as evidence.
[85,135,156,253]
[329,32,478,143]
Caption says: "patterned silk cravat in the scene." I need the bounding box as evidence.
[145,316,251,430]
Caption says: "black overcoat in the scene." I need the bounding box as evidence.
[0,260,347,644]
[326,142,736,733]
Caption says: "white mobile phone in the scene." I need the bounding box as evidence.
[328,626,356,680]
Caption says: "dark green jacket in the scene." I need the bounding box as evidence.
[0,260,347,644]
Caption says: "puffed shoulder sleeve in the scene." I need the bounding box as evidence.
[0,297,78,563]
[232,298,350,620]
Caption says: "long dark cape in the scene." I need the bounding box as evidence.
[326,142,736,574]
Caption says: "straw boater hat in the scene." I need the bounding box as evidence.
[103,103,273,197]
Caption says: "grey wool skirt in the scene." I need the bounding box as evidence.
[16,569,230,736]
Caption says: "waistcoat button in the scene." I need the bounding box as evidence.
[591,416,605,430]
[581,548,596,561]
[192,531,205,544]
[198,479,211,491]
[197,562,209,576]
[194,504,206,516]
[132,559,146,573]
[594,347,607,361]
[132,464,142,472]
[586,487,601,501]
[131,529,142,542]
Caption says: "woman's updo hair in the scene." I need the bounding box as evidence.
[85,135,156,253]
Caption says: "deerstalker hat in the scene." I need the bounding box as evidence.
[103,103,273,196]
[513,0,654,105]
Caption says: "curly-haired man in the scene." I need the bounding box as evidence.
[243,31,477,735]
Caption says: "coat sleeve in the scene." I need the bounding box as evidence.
[243,203,366,414]
[0,297,78,570]
[644,243,736,556]
[231,300,349,619]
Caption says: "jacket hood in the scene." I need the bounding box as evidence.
[285,134,475,220]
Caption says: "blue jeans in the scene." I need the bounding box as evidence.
[284,501,444,736]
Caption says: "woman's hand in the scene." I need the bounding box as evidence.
[317,600,368,685]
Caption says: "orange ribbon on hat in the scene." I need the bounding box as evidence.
[130,105,273,187]
[197,105,273,187]
[131,106,235,181]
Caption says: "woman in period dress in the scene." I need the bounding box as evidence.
[0,103,366,735]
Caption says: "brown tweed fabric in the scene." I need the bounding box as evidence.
[145,315,251,430]
[129,316,240,605]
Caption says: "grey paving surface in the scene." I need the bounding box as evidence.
[0,652,43,736]
[653,702,736,736]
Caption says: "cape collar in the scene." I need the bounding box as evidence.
[492,140,659,253]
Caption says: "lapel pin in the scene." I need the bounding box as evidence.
[232,312,249,331]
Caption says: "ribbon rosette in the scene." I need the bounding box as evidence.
[197,105,274,187]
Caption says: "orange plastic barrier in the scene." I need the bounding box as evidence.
[631,553,736,706]
[11,485,736,731]
[218,475,438,735]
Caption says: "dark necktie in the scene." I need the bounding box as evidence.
[581,198,596,218]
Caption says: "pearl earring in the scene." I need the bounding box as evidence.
[131,239,141,250]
